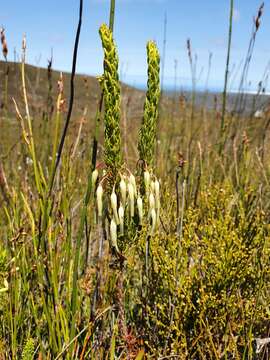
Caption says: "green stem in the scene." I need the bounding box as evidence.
[219,0,234,155]
[109,0,116,32]
[69,1,118,350]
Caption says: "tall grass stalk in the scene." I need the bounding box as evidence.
[1,28,9,119]
[219,0,234,155]
[160,11,167,96]
[234,3,264,114]
[20,36,42,196]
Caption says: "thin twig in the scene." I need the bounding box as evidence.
[49,0,83,194]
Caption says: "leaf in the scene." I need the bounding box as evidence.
[110,334,116,360]
[135,349,145,360]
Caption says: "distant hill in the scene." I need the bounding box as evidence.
[0,60,145,121]
[1,60,269,124]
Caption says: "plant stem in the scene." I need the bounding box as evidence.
[109,0,116,32]
[49,0,83,195]
[219,0,234,155]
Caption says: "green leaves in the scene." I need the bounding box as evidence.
[22,338,35,360]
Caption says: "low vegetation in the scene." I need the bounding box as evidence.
[1,2,270,359]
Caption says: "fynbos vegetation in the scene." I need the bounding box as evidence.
[1,1,270,359]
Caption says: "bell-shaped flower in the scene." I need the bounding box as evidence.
[150,208,157,235]
[111,188,119,224]
[137,195,143,224]
[96,184,103,218]
[91,169,98,189]
[128,183,135,217]
[118,203,124,235]
[129,173,137,197]
[110,218,119,251]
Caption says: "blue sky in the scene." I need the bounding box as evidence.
[1,0,270,90]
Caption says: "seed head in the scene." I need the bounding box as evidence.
[57,72,64,95]
[22,34,26,51]
[0,28,8,59]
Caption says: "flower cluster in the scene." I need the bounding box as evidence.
[138,40,160,168]
[92,169,160,251]
[99,24,122,181]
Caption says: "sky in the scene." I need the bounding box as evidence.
[1,0,270,91]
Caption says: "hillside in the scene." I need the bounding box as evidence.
[0,60,145,121]
[2,60,269,125]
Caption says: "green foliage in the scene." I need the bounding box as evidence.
[0,249,7,273]
[1,16,270,360]
[124,185,270,357]
[21,338,35,360]
[138,40,160,168]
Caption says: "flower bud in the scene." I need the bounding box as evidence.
[120,177,127,206]
[137,195,143,224]
[111,189,119,224]
[96,184,103,218]
[118,204,124,235]
[91,169,98,189]
[128,183,135,217]
[110,218,119,251]
[150,208,157,235]
[129,173,137,197]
